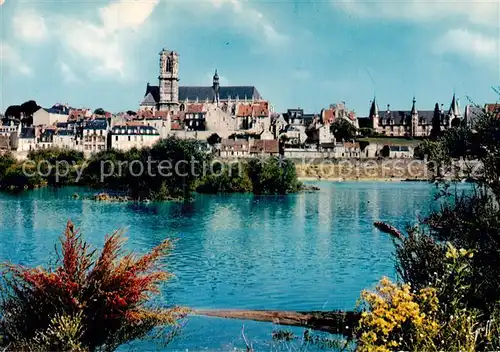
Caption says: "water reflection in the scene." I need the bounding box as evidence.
[0,181,469,350]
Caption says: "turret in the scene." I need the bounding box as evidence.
[369,97,379,130]
[212,69,220,104]
[411,97,418,137]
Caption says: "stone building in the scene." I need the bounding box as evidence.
[33,107,69,127]
[110,123,160,151]
[358,94,462,137]
[139,48,270,135]
[83,119,108,156]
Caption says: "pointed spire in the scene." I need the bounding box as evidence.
[411,96,418,115]
[369,96,379,118]
[448,93,460,117]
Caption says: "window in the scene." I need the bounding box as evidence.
[115,136,118,141]
[128,136,131,141]
[166,57,172,72]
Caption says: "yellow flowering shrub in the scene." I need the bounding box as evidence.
[357,277,439,352]
[356,243,491,352]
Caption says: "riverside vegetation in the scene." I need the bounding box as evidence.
[0,137,303,199]
[0,221,186,351]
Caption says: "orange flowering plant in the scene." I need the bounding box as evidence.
[0,221,186,351]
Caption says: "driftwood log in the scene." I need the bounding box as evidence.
[194,309,360,336]
[373,221,405,241]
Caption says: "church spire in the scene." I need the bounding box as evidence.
[212,69,220,104]
[448,93,460,118]
[369,96,379,118]
[411,96,418,115]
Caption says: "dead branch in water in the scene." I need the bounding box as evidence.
[374,221,405,241]
[193,309,360,336]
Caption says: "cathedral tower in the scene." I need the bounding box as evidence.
[159,49,180,112]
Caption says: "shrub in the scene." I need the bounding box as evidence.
[247,157,300,195]
[357,243,500,351]
[196,162,252,194]
[0,221,185,351]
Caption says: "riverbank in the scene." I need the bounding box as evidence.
[295,160,430,181]
[298,176,420,182]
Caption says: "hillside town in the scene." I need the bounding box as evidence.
[1,48,498,161]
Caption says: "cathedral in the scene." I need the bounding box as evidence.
[138,49,271,133]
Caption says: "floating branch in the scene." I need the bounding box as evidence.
[374,221,405,241]
[193,309,360,336]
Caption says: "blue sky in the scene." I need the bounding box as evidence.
[0,0,499,116]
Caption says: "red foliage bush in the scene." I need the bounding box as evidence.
[0,221,185,351]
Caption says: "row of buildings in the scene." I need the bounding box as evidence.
[1,48,498,160]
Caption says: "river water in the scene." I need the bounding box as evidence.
[0,181,453,350]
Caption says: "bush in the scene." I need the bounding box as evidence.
[357,243,500,351]
[196,162,253,194]
[247,157,300,195]
[0,221,185,351]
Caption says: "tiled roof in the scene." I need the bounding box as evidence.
[323,109,335,124]
[378,110,434,125]
[250,139,279,154]
[141,92,157,105]
[237,104,253,117]
[137,110,154,119]
[144,85,262,103]
[85,120,107,130]
[153,111,169,119]
[221,138,248,151]
[171,122,183,130]
[253,102,269,117]
[186,104,205,114]
[111,125,159,135]
[344,142,360,149]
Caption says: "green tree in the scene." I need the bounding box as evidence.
[93,108,106,116]
[430,103,442,139]
[330,119,357,141]
[207,133,222,146]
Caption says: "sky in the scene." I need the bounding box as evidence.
[0,0,499,116]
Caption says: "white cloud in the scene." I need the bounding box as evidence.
[12,9,48,42]
[99,0,159,33]
[334,0,500,28]
[56,0,159,78]
[335,0,500,65]
[182,0,290,46]
[59,61,79,83]
[435,29,500,65]
[0,43,32,75]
